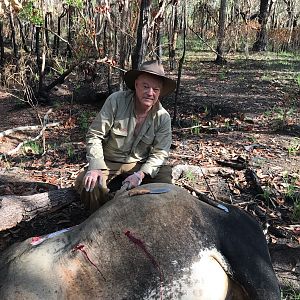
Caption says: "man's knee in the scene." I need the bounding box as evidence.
[144,165,172,184]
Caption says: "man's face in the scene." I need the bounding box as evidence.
[135,73,163,110]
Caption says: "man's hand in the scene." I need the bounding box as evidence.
[84,169,103,192]
[122,171,145,190]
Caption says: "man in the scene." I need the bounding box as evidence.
[75,60,176,211]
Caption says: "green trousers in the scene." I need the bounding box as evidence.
[75,160,172,212]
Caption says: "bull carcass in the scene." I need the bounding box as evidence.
[0,183,280,299]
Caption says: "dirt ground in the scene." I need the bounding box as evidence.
[0,53,300,294]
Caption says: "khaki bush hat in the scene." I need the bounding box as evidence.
[124,60,176,97]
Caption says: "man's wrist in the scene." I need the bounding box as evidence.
[136,171,145,180]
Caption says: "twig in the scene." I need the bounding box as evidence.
[169,153,197,159]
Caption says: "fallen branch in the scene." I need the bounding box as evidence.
[216,158,248,170]
[0,123,59,139]
[44,63,79,92]
[4,109,58,155]
[0,187,79,232]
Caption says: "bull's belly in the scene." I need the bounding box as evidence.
[145,249,248,300]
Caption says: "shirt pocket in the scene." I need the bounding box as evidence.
[107,127,130,151]
[135,134,155,159]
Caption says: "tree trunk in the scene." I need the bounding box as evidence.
[67,5,74,58]
[132,0,151,69]
[0,188,79,231]
[252,0,269,51]
[8,9,18,59]
[215,0,227,64]
[169,0,179,71]
[45,12,50,48]
[0,19,4,65]
[285,0,295,46]
[16,16,30,53]
[54,6,68,56]
[173,2,186,124]
[155,17,162,62]
[118,0,129,89]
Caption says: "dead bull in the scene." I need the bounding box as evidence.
[0,183,280,299]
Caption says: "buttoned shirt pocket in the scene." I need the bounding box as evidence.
[106,127,131,152]
[135,134,155,159]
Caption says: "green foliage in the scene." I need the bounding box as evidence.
[282,173,300,221]
[203,105,210,116]
[19,1,44,26]
[287,138,300,156]
[78,112,94,132]
[186,38,205,52]
[296,74,300,89]
[247,136,257,143]
[261,73,273,82]
[65,0,84,9]
[264,105,296,130]
[190,116,201,135]
[184,170,196,183]
[275,107,295,121]
[281,286,300,299]
[66,144,75,158]
[259,186,272,207]
[218,71,227,81]
[22,141,43,155]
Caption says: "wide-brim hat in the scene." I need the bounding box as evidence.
[124,60,176,97]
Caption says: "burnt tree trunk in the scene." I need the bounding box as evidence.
[215,0,227,64]
[0,19,4,65]
[169,0,179,70]
[155,1,164,62]
[67,5,74,58]
[132,0,151,69]
[8,9,18,59]
[54,5,68,56]
[173,2,186,124]
[45,12,50,48]
[118,0,129,89]
[252,0,269,51]
[0,188,79,231]
[155,16,162,62]
[16,16,30,53]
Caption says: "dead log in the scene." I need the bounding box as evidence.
[0,188,79,231]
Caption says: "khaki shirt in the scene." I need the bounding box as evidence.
[86,90,172,177]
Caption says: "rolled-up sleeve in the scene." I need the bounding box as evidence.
[140,112,172,177]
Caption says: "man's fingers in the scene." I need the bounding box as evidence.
[97,176,103,187]
[84,176,91,192]
[89,179,96,191]
[84,175,95,192]
[84,170,104,192]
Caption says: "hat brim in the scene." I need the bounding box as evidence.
[124,70,176,97]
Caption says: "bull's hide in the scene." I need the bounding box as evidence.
[0,183,280,300]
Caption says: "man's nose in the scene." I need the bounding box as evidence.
[146,87,155,95]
